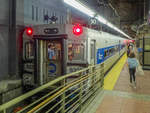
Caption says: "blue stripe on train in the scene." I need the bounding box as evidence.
[97,44,124,64]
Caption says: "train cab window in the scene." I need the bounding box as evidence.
[25,42,34,59]
[47,42,61,60]
[68,43,85,61]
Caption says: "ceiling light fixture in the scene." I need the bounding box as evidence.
[64,0,132,39]
[64,0,95,17]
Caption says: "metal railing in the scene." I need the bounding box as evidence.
[0,63,104,113]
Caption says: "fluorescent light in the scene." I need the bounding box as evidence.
[113,26,119,31]
[106,22,114,29]
[95,16,108,24]
[64,0,132,39]
[64,0,95,17]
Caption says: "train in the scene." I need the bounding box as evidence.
[22,24,127,89]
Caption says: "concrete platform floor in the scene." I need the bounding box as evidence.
[83,61,150,113]
[114,63,150,95]
[95,93,150,113]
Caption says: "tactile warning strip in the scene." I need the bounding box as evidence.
[104,54,127,90]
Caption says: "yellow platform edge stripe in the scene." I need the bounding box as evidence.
[104,53,127,90]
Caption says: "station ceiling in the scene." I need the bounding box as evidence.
[79,0,147,38]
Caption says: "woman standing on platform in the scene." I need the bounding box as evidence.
[127,52,138,88]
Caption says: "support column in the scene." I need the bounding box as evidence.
[8,0,17,76]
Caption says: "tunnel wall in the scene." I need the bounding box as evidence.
[0,0,9,79]
[0,0,24,80]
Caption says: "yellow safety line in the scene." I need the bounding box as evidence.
[104,53,127,90]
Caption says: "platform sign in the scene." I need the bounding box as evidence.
[90,17,97,25]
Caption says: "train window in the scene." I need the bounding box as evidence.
[68,43,85,61]
[116,46,119,52]
[109,48,112,56]
[104,50,108,58]
[112,48,115,54]
[47,42,61,60]
[25,42,34,59]
[122,44,125,49]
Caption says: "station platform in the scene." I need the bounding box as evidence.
[83,54,150,113]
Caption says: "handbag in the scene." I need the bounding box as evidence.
[136,60,144,76]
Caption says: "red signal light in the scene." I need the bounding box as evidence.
[73,25,83,36]
[26,27,33,36]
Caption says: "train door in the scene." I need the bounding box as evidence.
[35,38,66,86]
[47,40,62,80]
[90,40,96,65]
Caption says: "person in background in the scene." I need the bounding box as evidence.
[127,52,138,88]
[127,44,134,57]
[48,44,55,59]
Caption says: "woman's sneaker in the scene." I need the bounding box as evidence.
[134,85,136,89]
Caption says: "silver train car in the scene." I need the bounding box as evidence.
[22,24,126,87]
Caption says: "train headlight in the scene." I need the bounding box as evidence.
[73,25,83,36]
[26,27,33,36]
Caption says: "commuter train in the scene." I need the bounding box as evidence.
[22,24,127,88]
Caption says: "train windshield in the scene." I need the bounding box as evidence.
[68,43,85,61]
[25,41,34,59]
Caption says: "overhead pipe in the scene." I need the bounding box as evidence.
[108,2,120,18]
[96,0,120,27]
[96,0,120,17]
[136,0,148,36]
